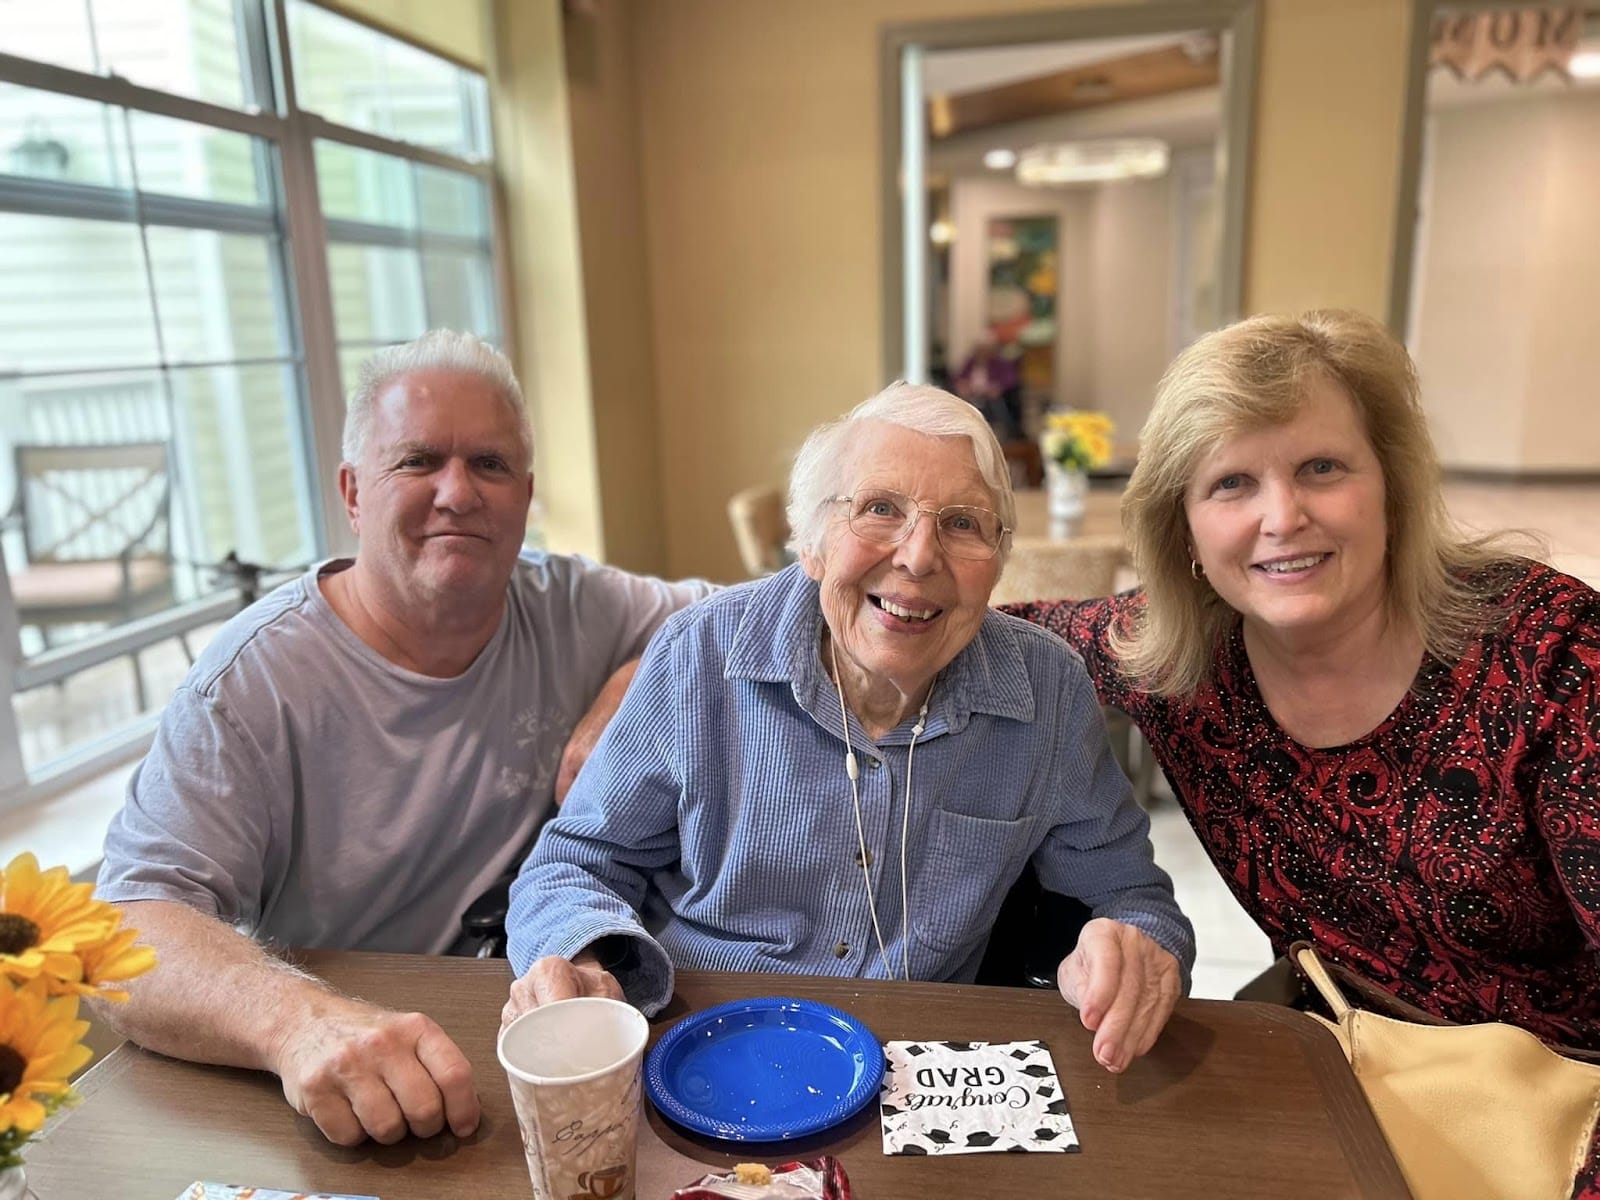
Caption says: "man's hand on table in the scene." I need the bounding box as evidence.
[268,995,481,1147]
[503,949,625,1027]
[1056,917,1182,1075]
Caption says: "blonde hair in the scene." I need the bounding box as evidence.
[787,380,1015,569]
[1114,309,1514,697]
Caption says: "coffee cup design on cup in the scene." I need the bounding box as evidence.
[573,1163,630,1199]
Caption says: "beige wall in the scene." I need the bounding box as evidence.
[614,0,1414,581]
[1245,0,1412,316]
[490,0,606,555]
[1086,175,1174,445]
[1412,92,1600,471]
[362,0,1420,580]
[562,2,669,574]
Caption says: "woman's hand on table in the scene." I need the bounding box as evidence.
[503,949,625,1026]
[1055,918,1182,1074]
[269,995,480,1147]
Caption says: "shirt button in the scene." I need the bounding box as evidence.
[865,757,882,770]
[854,848,873,867]
[833,941,849,958]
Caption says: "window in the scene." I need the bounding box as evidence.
[317,142,500,393]
[285,0,489,158]
[0,1,506,796]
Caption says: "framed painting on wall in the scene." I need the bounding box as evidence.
[986,215,1057,398]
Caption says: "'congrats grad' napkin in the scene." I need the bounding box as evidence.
[878,1039,1079,1155]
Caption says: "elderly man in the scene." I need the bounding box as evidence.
[96,331,708,1148]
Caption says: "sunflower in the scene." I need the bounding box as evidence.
[0,853,119,989]
[52,917,157,1003]
[0,977,90,1136]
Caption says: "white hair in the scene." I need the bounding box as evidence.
[786,380,1015,568]
[342,330,533,468]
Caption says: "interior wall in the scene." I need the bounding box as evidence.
[490,0,605,555]
[623,0,1413,582]
[367,0,1416,579]
[1085,175,1173,445]
[1412,91,1600,472]
[561,1,669,574]
[1245,0,1411,316]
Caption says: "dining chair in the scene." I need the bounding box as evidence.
[989,533,1128,606]
[991,533,1158,808]
[726,484,793,577]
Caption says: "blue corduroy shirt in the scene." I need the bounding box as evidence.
[507,564,1195,1014]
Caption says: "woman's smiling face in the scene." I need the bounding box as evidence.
[802,421,1003,706]
[1183,373,1390,646]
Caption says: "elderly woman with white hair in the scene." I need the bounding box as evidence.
[504,382,1193,1074]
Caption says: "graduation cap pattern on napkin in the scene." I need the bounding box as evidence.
[878,1039,1079,1156]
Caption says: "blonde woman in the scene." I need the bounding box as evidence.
[1007,309,1600,1062]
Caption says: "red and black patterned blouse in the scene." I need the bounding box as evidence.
[1003,558,1600,1051]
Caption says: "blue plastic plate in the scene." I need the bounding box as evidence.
[645,997,884,1142]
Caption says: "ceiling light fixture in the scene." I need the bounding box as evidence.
[1570,49,1600,79]
[1016,138,1170,186]
[982,147,1017,170]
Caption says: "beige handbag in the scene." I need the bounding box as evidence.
[1291,942,1600,1200]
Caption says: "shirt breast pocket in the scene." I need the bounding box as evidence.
[912,807,1036,954]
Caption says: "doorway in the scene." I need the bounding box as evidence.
[881,3,1259,463]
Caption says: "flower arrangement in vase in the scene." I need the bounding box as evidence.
[0,853,155,1192]
[1038,410,1115,536]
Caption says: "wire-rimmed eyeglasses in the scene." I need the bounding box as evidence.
[828,489,1010,560]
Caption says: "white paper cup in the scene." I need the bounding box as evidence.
[498,996,650,1200]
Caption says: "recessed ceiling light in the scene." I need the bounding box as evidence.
[1571,50,1600,79]
[982,148,1017,170]
[1017,138,1170,186]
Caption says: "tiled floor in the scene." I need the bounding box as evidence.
[1163,476,1600,998]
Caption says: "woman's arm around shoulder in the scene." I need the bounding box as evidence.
[997,590,1143,712]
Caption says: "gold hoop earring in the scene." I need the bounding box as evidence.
[1190,559,1205,580]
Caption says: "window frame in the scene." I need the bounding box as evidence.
[0,0,510,808]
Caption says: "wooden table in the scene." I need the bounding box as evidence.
[28,953,1408,1199]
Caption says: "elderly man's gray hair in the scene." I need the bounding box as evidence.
[342,330,533,468]
[786,380,1015,567]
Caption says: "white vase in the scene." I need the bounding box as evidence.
[1045,462,1088,538]
[0,1166,26,1200]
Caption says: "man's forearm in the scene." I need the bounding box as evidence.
[95,899,336,1075]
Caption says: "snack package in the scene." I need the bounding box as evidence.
[177,1186,378,1200]
[668,1156,852,1200]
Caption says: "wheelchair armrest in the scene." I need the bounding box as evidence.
[460,872,514,936]
[1022,891,1093,989]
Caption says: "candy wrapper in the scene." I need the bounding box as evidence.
[176,1187,378,1200]
[668,1156,852,1199]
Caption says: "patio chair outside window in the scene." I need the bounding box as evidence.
[6,442,186,708]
